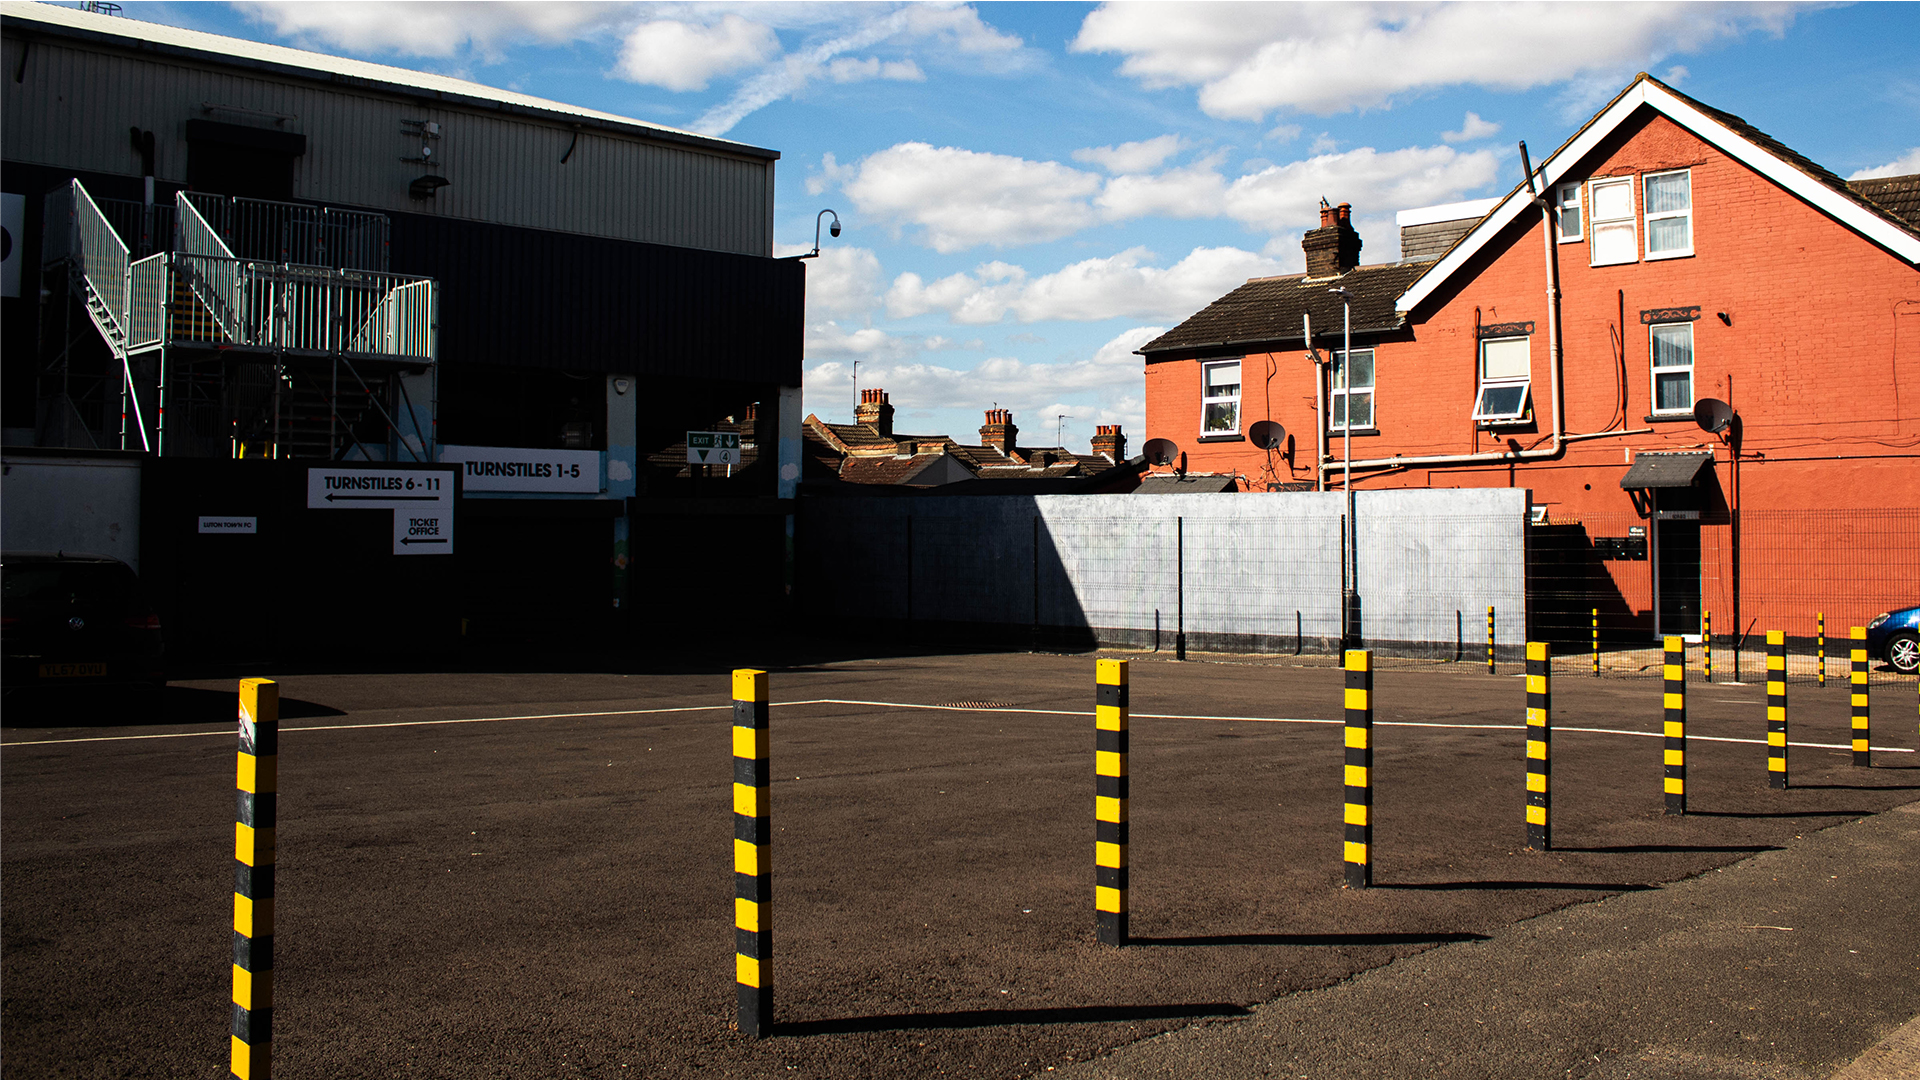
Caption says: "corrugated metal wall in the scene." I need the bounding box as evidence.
[1,30,775,257]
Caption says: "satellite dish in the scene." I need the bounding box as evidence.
[1248,420,1286,451]
[1142,438,1179,466]
[1693,398,1733,435]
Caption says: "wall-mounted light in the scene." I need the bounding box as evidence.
[408,175,449,200]
[612,378,631,396]
[789,209,841,260]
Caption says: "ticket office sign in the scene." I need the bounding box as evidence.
[306,467,456,556]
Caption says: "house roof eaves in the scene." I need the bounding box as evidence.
[1395,75,1920,316]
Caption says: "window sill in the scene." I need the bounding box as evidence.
[1196,433,1245,443]
[1327,428,1380,437]
[1645,249,1694,261]
[1644,413,1697,424]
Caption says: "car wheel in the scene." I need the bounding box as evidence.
[1889,631,1920,675]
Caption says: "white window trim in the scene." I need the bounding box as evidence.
[1554,181,1583,242]
[1648,322,1695,416]
[1642,168,1694,260]
[1329,347,1375,432]
[1588,176,1637,267]
[1473,336,1533,423]
[1200,358,1242,436]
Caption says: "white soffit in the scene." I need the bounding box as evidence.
[1395,78,1920,315]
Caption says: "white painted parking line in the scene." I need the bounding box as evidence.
[5,697,1912,754]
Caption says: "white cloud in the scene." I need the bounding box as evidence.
[691,4,1027,135]
[1072,2,1804,118]
[772,244,885,320]
[1442,111,1501,144]
[827,57,926,83]
[1267,123,1303,144]
[1663,64,1691,83]
[1851,148,1920,180]
[1222,145,1501,234]
[888,246,1284,325]
[1073,134,1184,174]
[1095,158,1230,221]
[616,15,780,92]
[232,1,625,59]
[819,325,1160,417]
[836,143,1103,252]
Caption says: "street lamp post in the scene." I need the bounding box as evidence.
[1329,286,1357,646]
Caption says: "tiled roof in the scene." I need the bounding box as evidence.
[1850,174,1920,232]
[838,452,950,485]
[1139,261,1433,358]
[802,411,1122,487]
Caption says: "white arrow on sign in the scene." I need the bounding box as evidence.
[306,467,456,556]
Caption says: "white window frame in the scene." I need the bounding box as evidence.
[1588,176,1637,266]
[1554,182,1583,242]
[1473,336,1533,423]
[1648,321,1695,416]
[1329,347,1375,432]
[1642,168,1693,260]
[1200,358,1242,435]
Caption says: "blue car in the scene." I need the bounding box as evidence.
[1865,605,1920,675]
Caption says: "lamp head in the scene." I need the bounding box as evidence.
[829,219,842,238]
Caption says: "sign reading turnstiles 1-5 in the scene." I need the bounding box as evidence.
[306,467,456,555]
[687,431,741,465]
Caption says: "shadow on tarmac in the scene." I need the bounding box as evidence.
[1688,809,1872,818]
[775,1002,1251,1037]
[1128,932,1490,948]
[1375,880,1658,892]
[1789,782,1920,791]
[1,684,344,728]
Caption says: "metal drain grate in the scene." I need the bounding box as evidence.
[934,701,1016,709]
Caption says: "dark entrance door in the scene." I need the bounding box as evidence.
[1653,514,1701,638]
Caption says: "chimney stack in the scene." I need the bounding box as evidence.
[980,408,1018,456]
[1303,201,1362,279]
[854,387,894,436]
[1091,424,1126,462]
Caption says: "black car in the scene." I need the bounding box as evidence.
[2,552,165,695]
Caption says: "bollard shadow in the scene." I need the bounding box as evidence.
[1127,931,1488,948]
[1688,809,1870,819]
[1374,880,1657,892]
[1782,782,1920,791]
[775,1001,1249,1037]
[0,684,343,728]
[1557,844,1782,854]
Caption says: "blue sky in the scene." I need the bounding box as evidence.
[111,1,1920,453]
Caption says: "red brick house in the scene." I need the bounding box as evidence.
[1140,75,1920,647]
[803,390,1140,492]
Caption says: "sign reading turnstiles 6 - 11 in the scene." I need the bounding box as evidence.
[306,467,456,555]
[687,431,741,465]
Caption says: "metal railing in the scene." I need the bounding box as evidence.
[160,253,434,362]
[70,180,130,341]
[128,253,168,350]
[183,192,389,271]
[96,196,175,257]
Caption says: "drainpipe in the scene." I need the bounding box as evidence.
[1304,312,1325,491]
[1320,140,1571,480]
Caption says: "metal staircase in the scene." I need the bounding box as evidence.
[40,179,437,459]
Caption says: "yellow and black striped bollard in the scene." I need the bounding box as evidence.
[233,678,277,1080]
[1851,626,1870,767]
[732,669,773,1037]
[1663,636,1687,815]
[1344,649,1373,888]
[1766,631,1788,789]
[1525,642,1551,850]
[1486,607,1496,675]
[1591,608,1600,677]
[1818,613,1826,686]
[1703,611,1712,684]
[1095,659,1129,946]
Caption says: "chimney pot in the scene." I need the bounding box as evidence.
[854,388,894,437]
[980,409,1018,455]
[1303,201,1363,279]
[1090,424,1127,463]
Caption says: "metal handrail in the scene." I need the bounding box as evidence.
[71,180,130,339]
[128,253,168,349]
[186,191,389,271]
[165,252,434,362]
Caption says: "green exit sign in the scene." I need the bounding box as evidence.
[687,431,741,465]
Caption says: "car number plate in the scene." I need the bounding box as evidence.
[39,662,108,678]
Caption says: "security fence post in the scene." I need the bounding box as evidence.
[1525,642,1551,850]
[733,669,772,1037]
[1095,659,1129,945]
[233,678,277,1080]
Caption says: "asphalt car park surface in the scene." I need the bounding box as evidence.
[4,643,1917,1079]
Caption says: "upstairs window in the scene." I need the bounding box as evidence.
[1554,182,1583,241]
[1331,348,1375,431]
[1589,177,1636,265]
[1650,322,1695,415]
[1643,170,1693,259]
[1474,336,1532,422]
[1201,359,1241,434]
